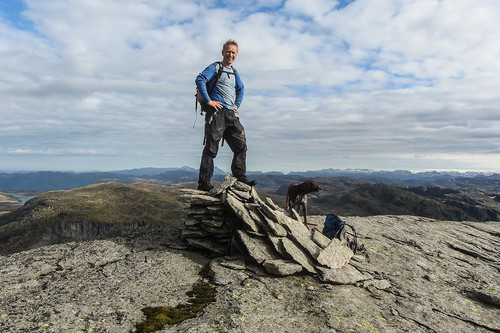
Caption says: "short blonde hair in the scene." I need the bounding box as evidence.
[223,39,238,50]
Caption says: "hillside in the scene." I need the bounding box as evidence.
[1,169,500,223]
[0,183,192,255]
[1,179,500,256]
[0,192,21,215]
[267,178,500,222]
[310,180,500,222]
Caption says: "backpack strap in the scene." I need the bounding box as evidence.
[195,62,224,114]
[194,62,237,128]
[208,62,225,94]
[343,224,358,254]
[194,62,225,128]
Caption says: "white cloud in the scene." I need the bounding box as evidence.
[0,0,499,172]
[283,0,337,19]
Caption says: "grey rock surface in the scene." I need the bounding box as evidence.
[166,216,500,333]
[0,228,210,332]
[1,212,499,332]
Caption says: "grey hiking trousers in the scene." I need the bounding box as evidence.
[198,107,247,184]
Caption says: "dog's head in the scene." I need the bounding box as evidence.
[303,180,322,193]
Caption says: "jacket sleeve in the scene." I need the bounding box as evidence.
[234,71,244,109]
[195,63,217,103]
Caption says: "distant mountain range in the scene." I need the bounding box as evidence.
[0,167,498,192]
[1,167,499,222]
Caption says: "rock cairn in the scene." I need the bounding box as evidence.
[178,174,353,276]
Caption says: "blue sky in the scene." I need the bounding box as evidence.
[1,0,499,173]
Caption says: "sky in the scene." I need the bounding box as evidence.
[1,0,499,173]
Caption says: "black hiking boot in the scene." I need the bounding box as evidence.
[237,176,257,187]
[197,181,214,191]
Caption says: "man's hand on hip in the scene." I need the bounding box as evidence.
[208,100,223,111]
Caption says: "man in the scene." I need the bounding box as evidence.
[195,39,255,191]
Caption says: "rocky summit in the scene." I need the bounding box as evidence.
[0,181,499,332]
[178,174,356,276]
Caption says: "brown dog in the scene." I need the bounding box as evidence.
[285,180,322,225]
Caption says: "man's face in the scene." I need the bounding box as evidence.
[222,44,238,66]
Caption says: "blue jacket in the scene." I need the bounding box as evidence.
[195,62,244,110]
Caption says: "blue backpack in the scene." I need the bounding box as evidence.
[322,214,344,239]
[322,214,358,254]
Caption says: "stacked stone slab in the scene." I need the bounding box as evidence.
[178,174,354,276]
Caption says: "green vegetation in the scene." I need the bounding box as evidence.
[0,192,21,216]
[0,182,193,254]
[0,192,20,204]
[136,283,216,333]
[1,182,190,226]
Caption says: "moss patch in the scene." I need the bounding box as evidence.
[135,283,216,333]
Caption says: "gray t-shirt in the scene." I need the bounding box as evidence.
[215,66,237,110]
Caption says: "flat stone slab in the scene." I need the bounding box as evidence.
[316,238,353,269]
[282,216,322,258]
[199,221,234,235]
[281,238,317,274]
[209,257,249,286]
[185,238,227,255]
[228,188,253,202]
[265,197,280,211]
[178,194,221,205]
[200,219,226,228]
[236,230,280,264]
[181,228,209,239]
[218,257,247,270]
[247,207,271,232]
[263,259,303,276]
[250,187,263,205]
[257,209,287,237]
[312,229,331,249]
[184,205,226,215]
[233,181,252,192]
[183,218,200,227]
[260,203,287,225]
[209,173,237,196]
[178,188,206,195]
[225,192,261,233]
[317,264,373,285]
[267,235,289,258]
